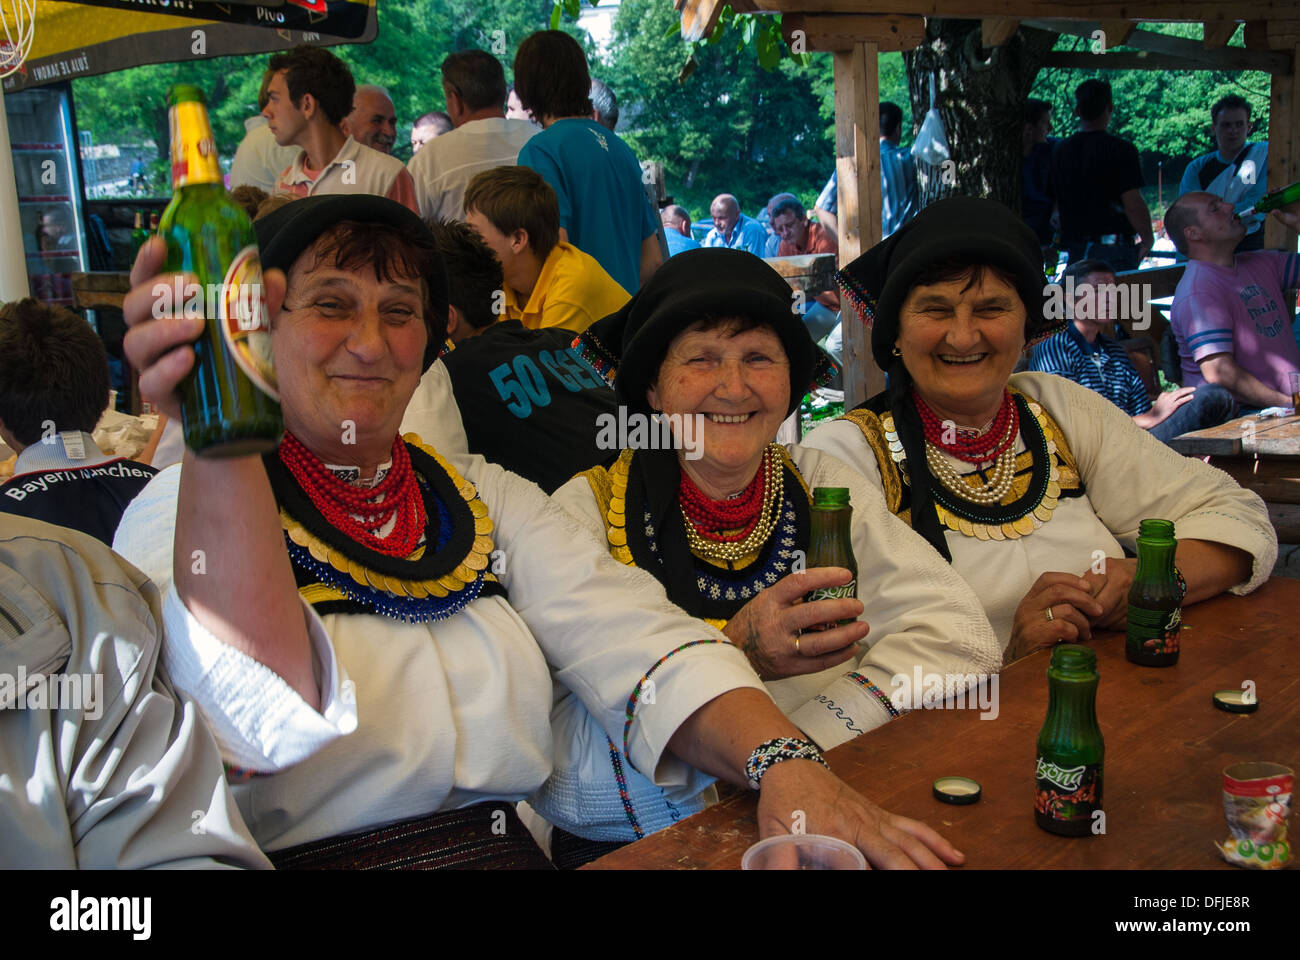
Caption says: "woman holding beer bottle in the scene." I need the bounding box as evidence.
[532,248,1002,867]
[802,196,1277,663]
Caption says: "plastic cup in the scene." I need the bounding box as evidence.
[741,833,867,870]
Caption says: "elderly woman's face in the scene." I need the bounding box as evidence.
[896,269,1026,425]
[272,244,428,460]
[647,319,790,483]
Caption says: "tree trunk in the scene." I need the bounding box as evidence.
[904,19,1057,213]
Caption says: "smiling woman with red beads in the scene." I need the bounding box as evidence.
[802,196,1276,663]
[531,248,1001,868]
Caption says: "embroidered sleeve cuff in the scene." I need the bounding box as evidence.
[789,671,896,751]
[160,587,357,772]
[619,641,765,788]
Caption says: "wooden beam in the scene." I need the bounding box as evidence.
[981,18,1020,49]
[782,13,925,53]
[760,0,1288,19]
[1264,45,1299,252]
[678,0,728,43]
[1043,51,1214,71]
[1244,20,1271,49]
[833,42,883,408]
[1202,21,1239,49]
[1098,20,1136,46]
[1025,19,1294,73]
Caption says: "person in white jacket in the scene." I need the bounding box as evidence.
[114,194,968,871]
[804,196,1275,663]
[531,248,1001,867]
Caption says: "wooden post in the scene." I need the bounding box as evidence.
[1265,45,1299,252]
[833,41,884,408]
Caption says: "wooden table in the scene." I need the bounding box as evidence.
[587,578,1299,869]
[1168,413,1300,541]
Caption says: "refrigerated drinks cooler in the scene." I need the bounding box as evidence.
[5,82,88,305]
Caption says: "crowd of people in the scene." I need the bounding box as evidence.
[1,32,1297,870]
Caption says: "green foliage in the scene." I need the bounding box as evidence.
[1030,28,1271,173]
[72,0,565,183]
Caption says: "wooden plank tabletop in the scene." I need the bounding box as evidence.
[1168,412,1300,458]
[586,577,1300,870]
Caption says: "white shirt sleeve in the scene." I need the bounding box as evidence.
[401,360,469,457]
[1019,373,1277,592]
[113,463,357,772]
[458,456,766,786]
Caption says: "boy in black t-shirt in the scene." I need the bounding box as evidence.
[417,221,618,493]
[0,299,157,545]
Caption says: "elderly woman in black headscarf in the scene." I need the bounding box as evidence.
[802,196,1275,662]
[530,247,1001,868]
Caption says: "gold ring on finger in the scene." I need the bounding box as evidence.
[793,634,801,655]
[1044,606,1055,623]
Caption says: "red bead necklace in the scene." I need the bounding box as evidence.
[278,431,427,558]
[678,460,766,543]
[913,388,1019,465]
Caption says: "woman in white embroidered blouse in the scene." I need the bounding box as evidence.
[802,196,1275,662]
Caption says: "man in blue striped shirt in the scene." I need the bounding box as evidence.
[1030,259,1236,444]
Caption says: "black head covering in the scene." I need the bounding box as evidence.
[834,195,1064,562]
[254,194,450,371]
[575,247,837,418]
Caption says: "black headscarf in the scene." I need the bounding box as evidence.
[575,247,837,416]
[835,195,1066,561]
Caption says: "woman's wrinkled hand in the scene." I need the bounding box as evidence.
[722,567,868,680]
[1080,557,1136,630]
[1006,571,1104,663]
[755,758,964,869]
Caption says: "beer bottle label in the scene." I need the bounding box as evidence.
[807,579,856,602]
[1126,604,1181,656]
[1035,757,1102,824]
[219,246,279,401]
[169,100,222,187]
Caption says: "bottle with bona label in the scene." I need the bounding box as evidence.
[1125,518,1181,667]
[804,487,856,622]
[1035,644,1104,837]
[160,84,282,456]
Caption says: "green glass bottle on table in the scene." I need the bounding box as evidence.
[159,83,282,456]
[1125,518,1181,667]
[1246,180,1300,215]
[1034,644,1104,837]
[805,487,857,623]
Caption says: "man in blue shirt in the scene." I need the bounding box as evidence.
[514,31,661,294]
[661,205,701,257]
[1178,94,1269,253]
[702,193,768,255]
[809,101,918,241]
[1030,259,1236,445]
[878,102,919,237]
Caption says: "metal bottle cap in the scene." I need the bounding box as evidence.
[933,776,982,805]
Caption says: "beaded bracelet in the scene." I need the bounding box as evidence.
[847,672,904,720]
[745,737,830,791]
[1174,564,1188,602]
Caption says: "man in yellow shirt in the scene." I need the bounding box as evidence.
[462,166,629,332]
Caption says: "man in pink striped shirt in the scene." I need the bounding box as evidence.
[264,46,417,214]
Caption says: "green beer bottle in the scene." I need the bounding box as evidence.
[1034,644,1104,837]
[159,84,282,456]
[1125,518,1181,667]
[130,210,148,256]
[805,487,857,624]
[1247,180,1300,215]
